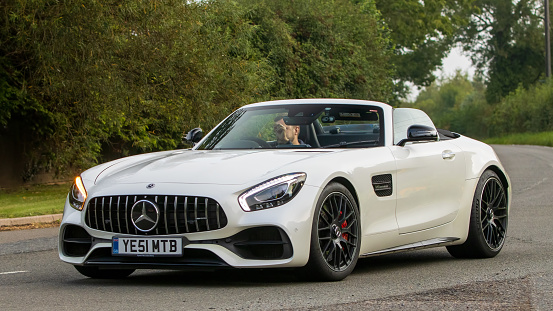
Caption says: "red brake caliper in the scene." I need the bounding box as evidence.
[339,211,348,240]
[341,220,348,240]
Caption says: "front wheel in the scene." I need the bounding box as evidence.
[447,170,508,258]
[74,266,135,279]
[303,182,360,281]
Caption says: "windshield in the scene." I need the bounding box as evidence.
[195,104,383,150]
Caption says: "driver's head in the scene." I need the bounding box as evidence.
[274,116,300,145]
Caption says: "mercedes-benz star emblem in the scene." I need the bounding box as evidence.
[130,200,160,232]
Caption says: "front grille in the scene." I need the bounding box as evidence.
[85,195,227,235]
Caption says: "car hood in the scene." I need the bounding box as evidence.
[92,149,334,186]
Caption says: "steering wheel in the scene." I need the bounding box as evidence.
[240,137,271,148]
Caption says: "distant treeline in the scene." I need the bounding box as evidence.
[404,72,553,140]
[1,0,392,181]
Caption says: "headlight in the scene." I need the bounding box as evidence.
[69,176,87,211]
[238,173,306,212]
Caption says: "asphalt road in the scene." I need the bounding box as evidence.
[1,145,552,310]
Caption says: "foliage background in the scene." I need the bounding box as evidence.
[1,0,392,184]
[404,72,553,140]
[403,0,553,142]
[2,0,553,186]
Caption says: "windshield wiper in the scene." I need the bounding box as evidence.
[320,140,379,148]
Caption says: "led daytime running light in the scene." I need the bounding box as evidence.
[69,176,88,211]
[75,176,87,200]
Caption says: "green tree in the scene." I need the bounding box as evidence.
[458,0,545,103]
[1,0,274,177]
[374,0,476,97]
[1,0,393,183]
[406,71,491,138]
[239,0,394,101]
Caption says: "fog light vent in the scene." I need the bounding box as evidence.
[230,227,293,260]
[63,225,93,257]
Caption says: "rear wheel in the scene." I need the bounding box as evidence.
[304,182,360,281]
[447,170,508,258]
[74,266,135,279]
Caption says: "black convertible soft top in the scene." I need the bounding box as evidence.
[437,128,460,140]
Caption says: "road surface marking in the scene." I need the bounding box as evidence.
[0,271,29,275]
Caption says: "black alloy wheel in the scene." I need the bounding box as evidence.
[304,182,360,281]
[447,170,508,258]
[479,175,508,250]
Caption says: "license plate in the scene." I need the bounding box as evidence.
[112,237,186,257]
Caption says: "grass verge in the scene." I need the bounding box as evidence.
[0,183,69,218]
[484,131,553,147]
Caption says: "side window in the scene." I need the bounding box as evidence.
[393,108,436,145]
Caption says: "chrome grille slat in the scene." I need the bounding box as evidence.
[164,196,169,234]
[116,196,121,233]
[125,196,129,234]
[155,196,159,235]
[109,197,113,232]
[85,195,227,235]
[184,197,189,232]
[94,199,98,229]
[174,196,179,234]
[101,197,106,231]
[205,198,210,231]
[133,196,138,235]
[194,197,199,232]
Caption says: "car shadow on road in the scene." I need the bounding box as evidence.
[64,248,456,287]
[354,248,455,275]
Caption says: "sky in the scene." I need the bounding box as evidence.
[436,46,475,79]
[407,46,475,101]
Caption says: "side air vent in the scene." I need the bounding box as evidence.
[372,174,393,197]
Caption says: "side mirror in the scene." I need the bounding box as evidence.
[184,128,203,144]
[397,125,438,147]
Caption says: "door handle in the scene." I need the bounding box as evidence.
[442,150,455,160]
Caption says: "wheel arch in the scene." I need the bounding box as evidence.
[485,164,511,208]
[486,165,510,191]
[326,176,360,210]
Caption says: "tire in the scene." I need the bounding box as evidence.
[303,182,361,281]
[447,170,508,258]
[74,266,135,279]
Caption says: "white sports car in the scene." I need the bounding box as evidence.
[59,99,511,281]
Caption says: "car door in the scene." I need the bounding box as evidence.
[390,108,466,234]
[391,141,466,234]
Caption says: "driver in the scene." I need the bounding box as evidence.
[273,116,306,145]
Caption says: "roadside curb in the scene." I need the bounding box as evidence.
[0,214,63,227]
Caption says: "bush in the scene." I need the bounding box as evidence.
[1,0,393,182]
[403,72,492,139]
[489,81,553,136]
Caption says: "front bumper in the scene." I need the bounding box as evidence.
[58,183,319,269]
